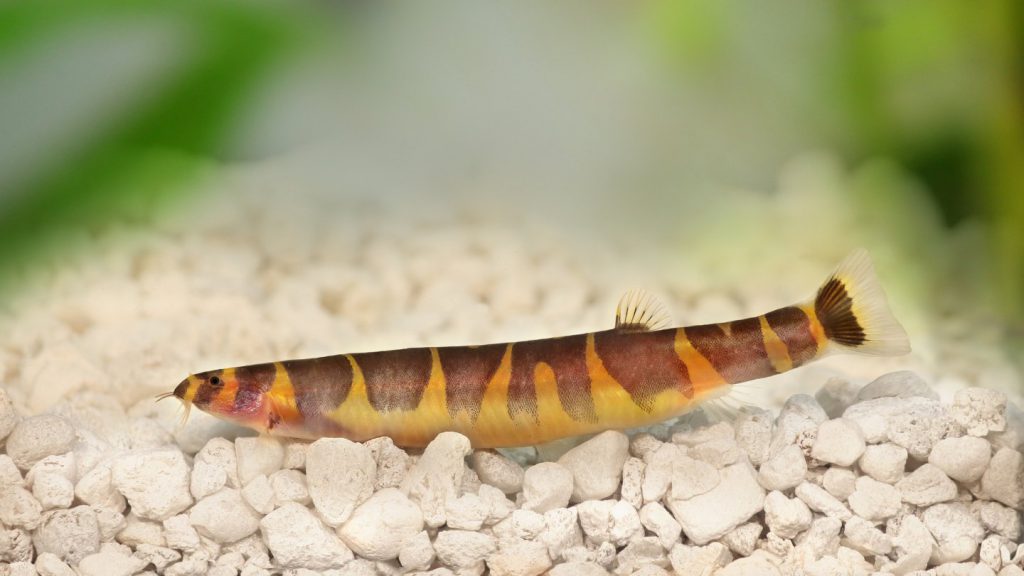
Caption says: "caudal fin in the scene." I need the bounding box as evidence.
[814,249,910,356]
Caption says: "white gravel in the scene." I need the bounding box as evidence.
[2,373,1023,573]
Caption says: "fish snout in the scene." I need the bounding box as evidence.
[173,378,191,400]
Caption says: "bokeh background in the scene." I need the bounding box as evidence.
[1,0,1022,411]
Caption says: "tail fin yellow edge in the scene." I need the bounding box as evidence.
[814,249,911,356]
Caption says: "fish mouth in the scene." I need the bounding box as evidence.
[155,378,191,403]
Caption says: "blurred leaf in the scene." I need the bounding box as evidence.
[0,0,318,291]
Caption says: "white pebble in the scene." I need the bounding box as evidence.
[486,539,552,576]
[667,460,765,545]
[896,463,958,506]
[616,536,669,574]
[717,553,781,576]
[769,395,827,458]
[953,387,1008,437]
[31,473,74,510]
[75,461,125,511]
[815,377,861,418]
[843,515,892,556]
[538,507,583,561]
[639,502,682,551]
[111,449,193,521]
[470,451,524,495]
[620,457,644,509]
[811,418,866,466]
[6,415,76,471]
[161,514,200,552]
[510,508,546,540]
[669,455,719,500]
[557,430,629,503]
[856,370,937,402]
[0,387,18,443]
[886,399,960,460]
[641,443,682,503]
[981,448,1024,510]
[929,436,992,484]
[478,483,515,526]
[847,476,901,522]
[189,489,261,544]
[577,500,616,544]
[234,437,283,485]
[922,502,985,564]
[400,432,471,527]
[763,491,812,539]
[338,488,423,561]
[608,500,643,547]
[116,514,164,547]
[521,462,573,513]
[974,500,1022,540]
[268,469,310,505]
[33,506,101,564]
[34,552,76,576]
[548,562,610,576]
[76,548,146,576]
[306,438,375,527]
[822,467,857,501]
[858,443,908,484]
[720,522,762,557]
[668,542,732,576]
[757,444,807,492]
[733,408,773,467]
[433,530,496,571]
[133,545,181,572]
[191,438,239,500]
[0,454,22,486]
[398,530,434,571]
[91,505,125,541]
[444,492,488,530]
[282,441,307,470]
[240,475,275,515]
[259,502,353,569]
[794,482,852,521]
[364,436,410,490]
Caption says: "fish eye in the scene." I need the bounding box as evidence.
[209,376,222,387]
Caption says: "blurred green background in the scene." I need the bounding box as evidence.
[0,1,1021,366]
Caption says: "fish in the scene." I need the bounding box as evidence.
[165,249,910,448]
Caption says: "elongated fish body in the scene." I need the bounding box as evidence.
[170,250,910,448]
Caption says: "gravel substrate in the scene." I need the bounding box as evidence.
[1,372,1023,575]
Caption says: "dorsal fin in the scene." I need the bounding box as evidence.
[615,289,673,332]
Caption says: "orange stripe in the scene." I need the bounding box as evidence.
[674,328,726,396]
[759,315,793,373]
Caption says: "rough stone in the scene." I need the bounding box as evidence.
[557,430,629,503]
[733,408,773,466]
[444,492,488,531]
[667,460,765,545]
[188,489,261,544]
[763,491,812,539]
[922,502,985,564]
[757,444,807,492]
[794,482,852,521]
[953,387,1008,437]
[929,435,992,484]
[847,476,901,522]
[886,399,960,460]
[520,462,573,513]
[470,451,524,495]
[486,539,552,576]
[668,542,732,576]
[234,437,284,486]
[306,438,375,527]
[897,463,958,507]
[620,457,644,510]
[338,488,423,561]
[981,448,1024,510]
[240,474,275,515]
[32,506,101,564]
[5,415,76,471]
[191,438,239,500]
[433,530,496,571]
[398,530,434,571]
[822,467,857,501]
[811,418,866,467]
[856,370,938,402]
[858,443,908,484]
[111,449,192,521]
[268,469,310,505]
[669,455,719,500]
[400,432,471,527]
[258,502,353,569]
[639,502,682,551]
[843,515,892,556]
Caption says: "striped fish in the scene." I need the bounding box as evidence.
[167,249,910,448]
